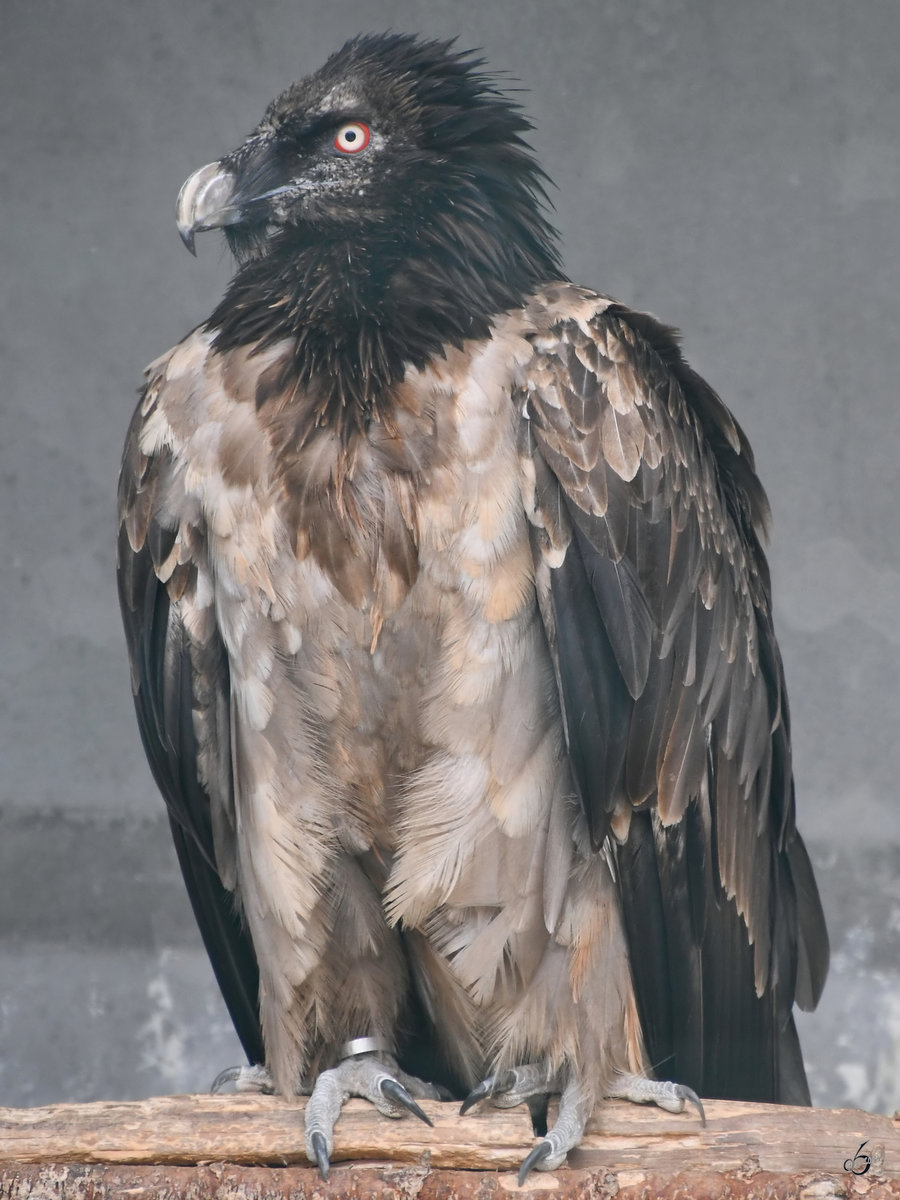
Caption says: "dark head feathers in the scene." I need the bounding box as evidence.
[275,33,544,171]
[200,33,563,422]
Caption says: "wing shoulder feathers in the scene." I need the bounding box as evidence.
[517,288,828,1099]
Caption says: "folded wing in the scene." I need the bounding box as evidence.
[517,291,828,1101]
[117,368,264,1066]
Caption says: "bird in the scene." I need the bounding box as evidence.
[117,32,829,1182]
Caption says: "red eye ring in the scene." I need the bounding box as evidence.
[334,122,371,154]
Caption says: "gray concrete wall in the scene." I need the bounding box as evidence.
[2,0,898,1116]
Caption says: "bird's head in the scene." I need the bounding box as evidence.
[176,32,560,280]
[176,34,564,413]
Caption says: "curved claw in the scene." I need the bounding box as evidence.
[210,1063,275,1095]
[210,1065,242,1094]
[679,1085,706,1126]
[380,1076,434,1126]
[461,1068,525,1114]
[310,1130,330,1180]
[459,1075,496,1115]
[518,1140,552,1186]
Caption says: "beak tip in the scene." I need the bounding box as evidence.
[178,225,198,256]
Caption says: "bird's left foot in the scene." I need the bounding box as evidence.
[305,1043,443,1180]
[461,1066,705,1184]
[461,1064,591,1184]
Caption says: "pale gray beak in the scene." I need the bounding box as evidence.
[175,161,241,254]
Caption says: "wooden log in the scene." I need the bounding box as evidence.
[0,1094,529,1169]
[0,1094,898,1197]
[2,1160,899,1200]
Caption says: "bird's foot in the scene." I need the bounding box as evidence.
[210,1063,276,1094]
[461,1064,592,1184]
[305,1041,442,1180]
[606,1072,706,1124]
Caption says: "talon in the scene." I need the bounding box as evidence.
[460,1075,496,1114]
[678,1085,706,1126]
[380,1076,434,1126]
[210,1063,275,1094]
[210,1065,241,1093]
[209,1063,275,1094]
[460,1068,523,1114]
[518,1140,552,1186]
[310,1130,330,1180]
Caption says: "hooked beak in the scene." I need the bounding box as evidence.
[175,161,241,254]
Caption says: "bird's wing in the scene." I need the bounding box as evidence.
[516,286,828,1102]
[117,355,264,1066]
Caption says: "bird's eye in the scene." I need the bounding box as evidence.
[333,122,371,154]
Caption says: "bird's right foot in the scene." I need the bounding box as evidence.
[304,1040,443,1179]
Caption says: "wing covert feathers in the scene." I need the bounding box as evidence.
[518,286,828,1101]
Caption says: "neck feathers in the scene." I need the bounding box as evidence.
[207,183,562,430]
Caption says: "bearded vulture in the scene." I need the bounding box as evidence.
[117,32,829,1181]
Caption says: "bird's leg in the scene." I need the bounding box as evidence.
[606,1072,706,1123]
[304,1038,443,1179]
[210,1063,276,1094]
